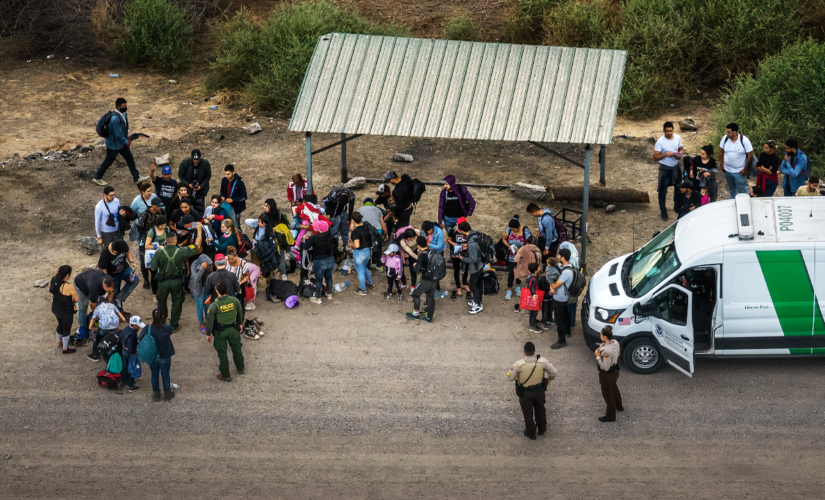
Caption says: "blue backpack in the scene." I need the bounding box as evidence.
[137,326,160,364]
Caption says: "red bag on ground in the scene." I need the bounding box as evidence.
[244,282,255,303]
[518,281,545,311]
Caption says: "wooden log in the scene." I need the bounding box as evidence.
[549,185,650,204]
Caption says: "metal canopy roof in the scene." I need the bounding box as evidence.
[289,33,627,145]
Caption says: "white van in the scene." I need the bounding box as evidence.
[582,194,825,377]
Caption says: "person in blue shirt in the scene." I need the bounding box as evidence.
[421,221,445,253]
[779,138,809,196]
[93,98,148,186]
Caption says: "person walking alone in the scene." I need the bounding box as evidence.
[507,342,557,440]
[93,98,148,186]
[206,282,245,382]
[595,326,623,422]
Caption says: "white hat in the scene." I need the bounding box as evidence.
[384,243,399,255]
[129,316,146,328]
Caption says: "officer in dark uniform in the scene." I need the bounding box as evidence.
[206,281,245,382]
[507,342,558,440]
[595,325,623,422]
[150,223,202,331]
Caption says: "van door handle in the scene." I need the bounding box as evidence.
[681,334,690,341]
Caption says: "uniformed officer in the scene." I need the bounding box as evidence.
[206,281,245,382]
[150,223,202,331]
[507,342,557,440]
[595,325,623,422]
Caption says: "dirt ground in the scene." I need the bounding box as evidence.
[3,61,822,499]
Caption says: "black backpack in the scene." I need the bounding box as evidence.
[411,179,426,204]
[563,265,586,297]
[473,232,496,264]
[480,270,499,295]
[98,331,121,360]
[362,221,383,266]
[424,250,446,281]
[95,110,115,138]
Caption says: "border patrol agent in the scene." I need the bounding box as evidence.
[150,223,202,331]
[595,325,623,422]
[206,281,245,382]
[507,342,557,440]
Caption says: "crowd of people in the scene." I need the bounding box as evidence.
[653,121,820,220]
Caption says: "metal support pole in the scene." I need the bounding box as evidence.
[305,132,313,193]
[341,133,347,183]
[582,145,591,273]
[599,145,606,186]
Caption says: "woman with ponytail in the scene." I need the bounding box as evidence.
[50,265,78,353]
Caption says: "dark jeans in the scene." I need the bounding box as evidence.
[95,146,139,182]
[519,390,546,437]
[451,256,468,288]
[138,245,149,281]
[396,206,413,229]
[312,256,335,297]
[468,269,484,305]
[386,276,402,294]
[537,238,560,265]
[507,261,522,289]
[110,268,139,303]
[149,357,172,393]
[412,279,438,319]
[528,309,539,327]
[657,168,680,216]
[553,300,570,343]
[399,257,417,288]
[599,370,623,420]
[122,351,135,389]
[540,300,553,325]
[763,178,778,197]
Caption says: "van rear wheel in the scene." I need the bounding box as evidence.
[623,337,664,374]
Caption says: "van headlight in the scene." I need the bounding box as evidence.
[595,307,623,323]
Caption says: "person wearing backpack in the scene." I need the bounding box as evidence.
[718,123,754,198]
[120,315,145,393]
[139,309,176,401]
[548,248,575,349]
[348,212,375,296]
[93,98,149,186]
[324,187,356,251]
[385,171,415,228]
[406,237,442,323]
[780,138,810,197]
[150,225,203,332]
[458,221,485,315]
[540,257,560,330]
[526,204,559,264]
[206,281,245,382]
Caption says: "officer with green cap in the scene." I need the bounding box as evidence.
[206,281,245,382]
[150,222,202,331]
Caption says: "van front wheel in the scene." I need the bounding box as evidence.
[623,337,664,374]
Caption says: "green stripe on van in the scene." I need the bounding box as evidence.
[757,250,825,354]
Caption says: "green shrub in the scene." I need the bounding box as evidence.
[442,13,480,41]
[206,0,407,114]
[503,0,559,44]
[714,39,825,174]
[120,0,193,72]
[542,0,612,48]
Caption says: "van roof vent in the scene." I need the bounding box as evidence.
[735,193,754,240]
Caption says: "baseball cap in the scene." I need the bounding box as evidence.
[191,149,201,160]
[129,316,146,328]
[383,170,398,182]
[150,197,163,207]
[161,165,172,174]
[384,243,399,255]
[214,253,226,264]
[376,183,389,195]
[180,214,195,226]
[680,181,693,189]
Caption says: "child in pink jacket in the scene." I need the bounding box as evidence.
[382,243,403,301]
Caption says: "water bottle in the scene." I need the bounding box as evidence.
[333,282,348,293]
[171,383,179,389]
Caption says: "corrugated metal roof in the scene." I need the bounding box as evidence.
[289,33,627,145]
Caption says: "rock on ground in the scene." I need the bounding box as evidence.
[154,153,171,165]
[343,177,366,190]
[679,118,698,131]
[79,236,101,253]
[511,182,547,201]
[393,153,413,162]
[605,204,617,213]
[245,122,262,135]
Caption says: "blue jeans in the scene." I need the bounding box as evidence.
[122,351,135,388]
[724,171,749,198]
[330,212,350,246]
[657,168,679,215]
[76,290,91,330]
[95,146,140,182]
[111,269,140,303]
[149,357,172,393]
[194,289,206,326]
[353,247,373,291]
[312,256,335,297]
[443,216,459,235]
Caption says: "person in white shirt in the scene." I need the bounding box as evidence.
[95,186,123,246]
[717,122,753,198]
[653,121,685,220]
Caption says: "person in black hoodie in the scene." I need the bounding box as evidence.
[221,164,248,218]
[139,309,176,402]
[178,149,211,209]
[385,171,414,228]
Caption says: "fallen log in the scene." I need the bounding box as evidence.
[549,185,650,204]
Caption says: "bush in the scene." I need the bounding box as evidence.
[442,13,480,42]
[503,0,559,44]
[206,0,407,115]
[120,0,193,72]
[542,0,614,48]
[714,39,825,174]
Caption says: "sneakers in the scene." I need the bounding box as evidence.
[469,303,484,315]
[397,293,403,302]
[540,323,551,331]
[62,348,77,354]
[128,385,140,393]
[355,288,368,296]
[405,312,421,321]
[529,325,542,334]
[550,341,568,349]
[310,297,322,304]
[87,353,100,362]
[245,302,256,311]
[280,274,289,281]
[384,292,392,300]
[92,178,108,186]
[216,373,232,382]
[421,314,433,324]
[505,290,513,300]
[515,286,522,297]
[326,293,333,300]
[135,175,150,184]
[366,283,375,289]
[451,290,457,301]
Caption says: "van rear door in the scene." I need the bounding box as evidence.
[650,284,694,377]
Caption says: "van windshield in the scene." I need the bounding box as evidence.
[625,224,680,297]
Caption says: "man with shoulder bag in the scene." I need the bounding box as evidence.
[507,342,557,440]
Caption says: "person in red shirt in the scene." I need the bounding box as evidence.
[287,174,313,207]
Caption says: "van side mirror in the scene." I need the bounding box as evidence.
[633,302,655,317]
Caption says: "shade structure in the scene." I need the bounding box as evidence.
[289,33,627,145]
